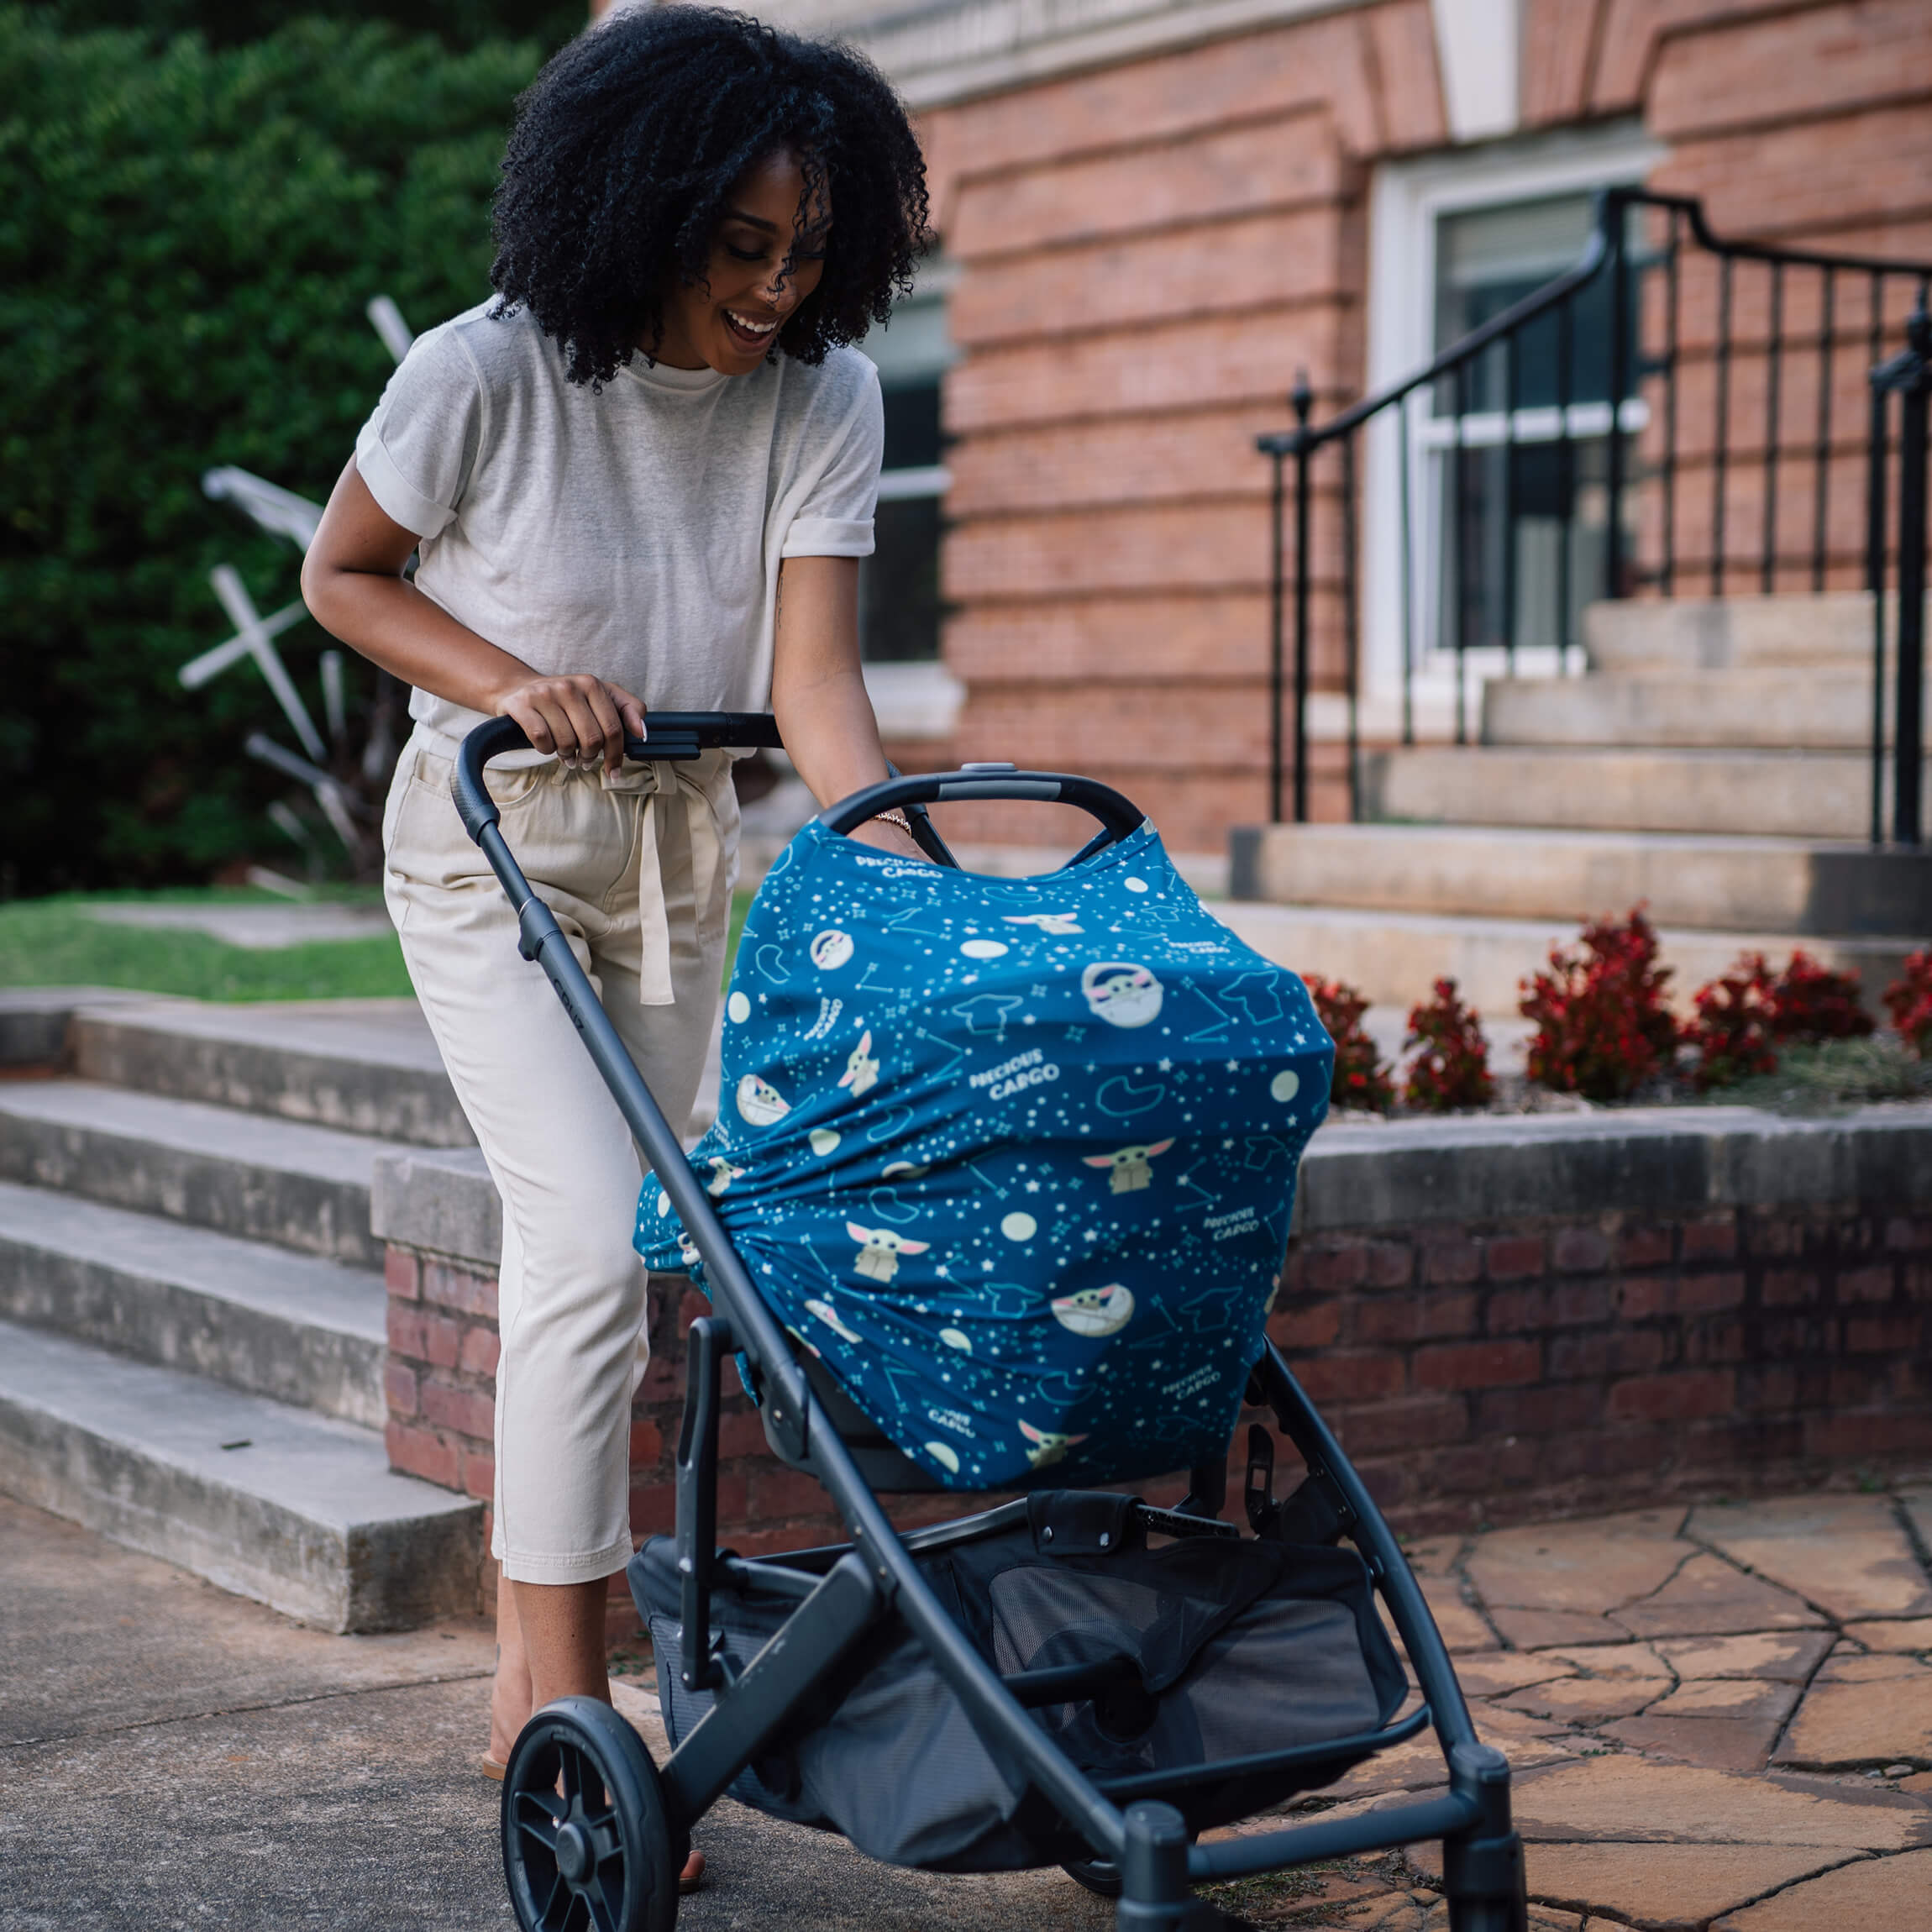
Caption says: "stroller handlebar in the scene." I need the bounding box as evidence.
[452,711,784,843]
[821,769,1147,847]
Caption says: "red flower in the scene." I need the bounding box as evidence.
[1520,906,1679,1101]
[1884,948,1932,1058]
[1403,978,1494,1112]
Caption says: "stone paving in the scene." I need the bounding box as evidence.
[6,1484,1932,1929]
[1205,1486,1932,1929]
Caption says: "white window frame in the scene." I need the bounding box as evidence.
[1355,123,1665,738]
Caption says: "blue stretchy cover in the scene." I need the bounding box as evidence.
[636,818,1334,1490]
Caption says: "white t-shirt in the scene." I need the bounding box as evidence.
[354,300,883,748]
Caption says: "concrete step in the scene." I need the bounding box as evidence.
[0,1320,481,1632]
[0,1180,384,1427]
[69,998,473,1148]
[0,1079,410,1268]
[1229,824,1932,937]
[1361,746,1924,841]
[1483,669,1925,750]
[1581,592,1911,673]
[1210,900,1917,1020]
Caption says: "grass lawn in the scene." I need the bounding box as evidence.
[0,888,758,1004]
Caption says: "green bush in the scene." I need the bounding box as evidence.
[25,3,582,53]
[0,8,547,892]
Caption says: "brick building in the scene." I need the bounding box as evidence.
[613,0,1932,857]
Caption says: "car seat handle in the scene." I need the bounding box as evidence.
[820,769,1147,848]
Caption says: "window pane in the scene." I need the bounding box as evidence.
[882,381,942,472]
[860,496,942,662]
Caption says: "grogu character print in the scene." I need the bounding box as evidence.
[705,1157,748,1197]
[838,1029,880,1100]
[1050,1282,1136,1337]
[1082,961,1164,1028]
[736,1074,789,1126]
[1021,1421,1089,1470]
[1083,1138,1174,1194]
[846,1221,931,1284]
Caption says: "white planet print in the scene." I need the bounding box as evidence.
[939,1327,973,1352]
[726,990,751,1023]
[924,1441,961,1474]
[810,929,854,971]
[1123,876,1149,894]
[1270,1068,1301,1103]
[881,1160,930,1180]
[736,1074,790,1126]
[959,938,1009,960]
[1051,1283,1136,1338]
[1081,962,1165,1029]
[1000,1211,1037,1242]
[809,1126,842,1157]
[655,1190,671,1217]
[805,1299,862,1343]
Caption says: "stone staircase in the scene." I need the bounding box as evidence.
[0,991,486,1633]
[1221,594,1932,1016]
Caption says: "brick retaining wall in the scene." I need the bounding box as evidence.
[375,1105,1932,1625]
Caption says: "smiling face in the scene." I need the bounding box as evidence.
[652,147,830,374]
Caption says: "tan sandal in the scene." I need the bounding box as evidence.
[480,1754,507,1782]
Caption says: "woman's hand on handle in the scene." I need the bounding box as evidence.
[491,673,646,777]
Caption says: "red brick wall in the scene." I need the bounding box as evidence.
[383,1200,1932,1629]
[922,0,1932,849]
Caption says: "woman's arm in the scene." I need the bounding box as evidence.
[301,460,645,774]
[769,555,927,859]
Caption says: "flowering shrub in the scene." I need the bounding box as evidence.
[1301,975,1395,1112]
[1683,954,1778,1091]
[1683,950,1874,1089]
[1403,978,1494,1112]
[1520,907,1679,1100]
[1771,952,1873,1043]
[1884,949,1932,1057]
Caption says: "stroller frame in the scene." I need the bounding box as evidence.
[454,716,1529,1932]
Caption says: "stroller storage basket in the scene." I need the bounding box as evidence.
[632,1490,1407,1872]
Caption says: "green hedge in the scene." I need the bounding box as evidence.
[0,8,547,892]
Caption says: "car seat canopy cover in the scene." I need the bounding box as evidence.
[637,819,1334,1488]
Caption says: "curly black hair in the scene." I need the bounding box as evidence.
[490,5,929,386]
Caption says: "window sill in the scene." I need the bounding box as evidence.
[864,659,964,741]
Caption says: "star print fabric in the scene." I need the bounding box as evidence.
[635,818,1334,1489]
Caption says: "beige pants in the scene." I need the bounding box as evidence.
[382,732,736,1583]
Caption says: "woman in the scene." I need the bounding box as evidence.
[302,7,929,1882]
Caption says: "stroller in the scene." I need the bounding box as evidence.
[454,715,1529,1932]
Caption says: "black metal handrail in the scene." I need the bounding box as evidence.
[1257,186,1932,838]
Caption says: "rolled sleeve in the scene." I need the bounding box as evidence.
[779,368,884,560]
[351,325,485,540]
[354,420,457,538]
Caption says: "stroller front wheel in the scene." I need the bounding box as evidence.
[501,1696,680,1932]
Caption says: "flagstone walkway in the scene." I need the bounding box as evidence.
[1206,1487,1932,1928]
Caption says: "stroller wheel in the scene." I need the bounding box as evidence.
[501,1696,681,1932]
[1059,1854,1123,1898]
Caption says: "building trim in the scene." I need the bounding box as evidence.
[837,0,1374,110]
